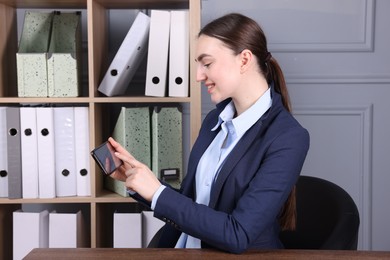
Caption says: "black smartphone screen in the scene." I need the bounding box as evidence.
[91,141,123,175]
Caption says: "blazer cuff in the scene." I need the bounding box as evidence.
[151,185,166,210]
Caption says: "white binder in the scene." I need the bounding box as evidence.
[74,107,91,196]
[49,210,86,248]
[98,11,150,96]
[13,209,49,260]
[54,107,77,197]
[113,212,142,248]
[6,107,22,199]
[142,211,164,248]
[36,107,56,198]
[20,107,39,199]
[0,107,8,197]
[145,10,171,97]
[168,10,189,97]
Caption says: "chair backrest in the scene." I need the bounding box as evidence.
[279,175,360,250]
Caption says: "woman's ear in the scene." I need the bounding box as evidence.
[239,49,253,73]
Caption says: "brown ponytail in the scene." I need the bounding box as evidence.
[199,13,297,231]
[267,56,296,231]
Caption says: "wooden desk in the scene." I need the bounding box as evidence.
[24,248,390,260]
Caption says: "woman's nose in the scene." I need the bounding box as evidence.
[196,67,206,82]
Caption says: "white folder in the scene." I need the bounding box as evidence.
[0,107,8,197]
[13,209,49,260]
[98,11,150,97]
[142,211,164,248]
[168,10,189,97]
[54,107,77,197]
[74,107,91,196]
[36,107,56,198]
[20,107,39,199]
[113,212,142,248]
[49,210,86,248]
[6,107,22,199]
[144,10,171,97]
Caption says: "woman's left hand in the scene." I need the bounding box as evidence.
[108,137,161,202]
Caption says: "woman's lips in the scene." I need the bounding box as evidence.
[206,83,215,93]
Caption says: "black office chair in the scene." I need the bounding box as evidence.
[279,175,360,250]
[148,226,164,248]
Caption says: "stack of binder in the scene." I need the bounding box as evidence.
[145,10,189,97]
[105,106,151,197]
[98,9,189,98]
[17,11,82,97]
[13,209,87,259]
[104,105,182,196]
[0,106,90,199]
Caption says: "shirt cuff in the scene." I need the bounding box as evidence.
[151,185,166,210]
[126,188,136,196]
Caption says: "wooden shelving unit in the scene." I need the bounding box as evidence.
[0,0,201,257]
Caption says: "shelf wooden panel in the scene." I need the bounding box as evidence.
[0,194,137,204]
[92,97,191,103]
[92,0,188,9]
[0,97,92,103]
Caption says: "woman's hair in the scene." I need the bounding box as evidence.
[198,13,291,112]
[199,13,296,230]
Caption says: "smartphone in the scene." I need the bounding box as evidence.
[91,141,123,175]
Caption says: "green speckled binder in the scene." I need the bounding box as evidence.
[17,11,53,97]
[105,107,151,197]
[151,106,183,189]
[17,11,82,97]
[47,11,82,97]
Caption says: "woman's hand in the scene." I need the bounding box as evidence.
[107,137,161,201]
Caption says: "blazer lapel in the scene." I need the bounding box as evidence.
[208,120,264,208]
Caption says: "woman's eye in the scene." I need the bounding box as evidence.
[204,63,211,68]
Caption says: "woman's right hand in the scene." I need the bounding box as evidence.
[107,136,162,202]
[107,137,131,182]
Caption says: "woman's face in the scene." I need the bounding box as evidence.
[195,35,243,104]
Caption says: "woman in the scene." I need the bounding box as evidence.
[109,13,309,253]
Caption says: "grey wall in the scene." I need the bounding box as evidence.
[200,0,390,250]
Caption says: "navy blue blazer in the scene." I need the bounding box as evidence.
[148,88,309,253]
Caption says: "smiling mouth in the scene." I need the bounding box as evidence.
[206,83,215,93]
